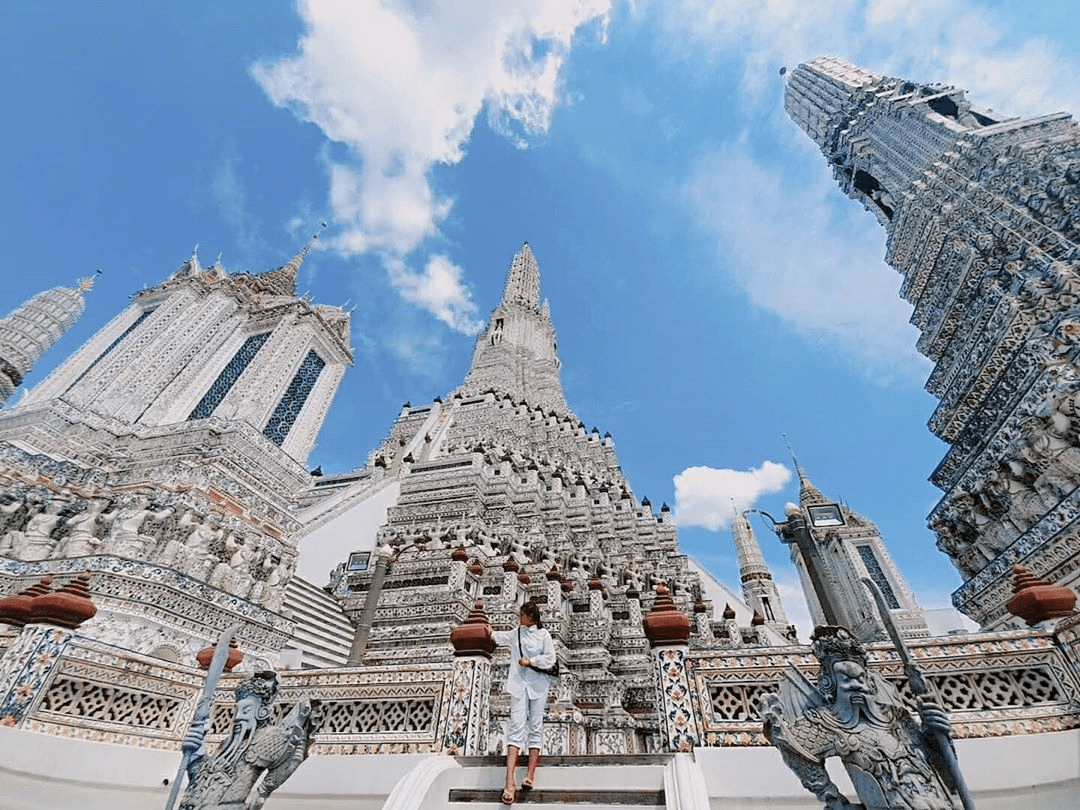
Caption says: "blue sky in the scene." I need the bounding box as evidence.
[3,1,1079,631]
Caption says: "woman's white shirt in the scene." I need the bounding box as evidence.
[492,625,556,699]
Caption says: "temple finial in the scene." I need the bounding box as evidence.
[76,269,101,293]
[284,221,328,275]
[783,435,827,505]
[501,242,541,309]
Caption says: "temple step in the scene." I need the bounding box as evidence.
[448,787,665,806]
[447,754,672,809]
[280,575,354,667]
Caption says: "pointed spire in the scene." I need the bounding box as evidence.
[731,503,771,583]
[454,242,570,414]
[501,242,541,309]
[783,434,829,505]
[796,463,829,505]
[249,222,327,297]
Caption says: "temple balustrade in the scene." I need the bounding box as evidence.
[679,619,1080,747]
[2,617,1079,757]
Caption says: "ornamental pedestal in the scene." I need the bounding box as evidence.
[643,584,699,753]
[445,602,494,755]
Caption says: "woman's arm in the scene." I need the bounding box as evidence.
[490,629,515,648]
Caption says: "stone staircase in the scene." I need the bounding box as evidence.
[448,755,669,808]
[281,575,354,667]
[382,753,711,810]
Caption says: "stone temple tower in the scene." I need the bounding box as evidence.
[296,243,790,753]
[786,56,1080,628]
[729,505,791,636]
[0,241,351,666]
[0,276,93,406]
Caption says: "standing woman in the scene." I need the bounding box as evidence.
[489,600,556,805]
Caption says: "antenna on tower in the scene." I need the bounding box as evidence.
[782,432,800,468]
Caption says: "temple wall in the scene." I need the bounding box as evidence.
[295,479,401,585]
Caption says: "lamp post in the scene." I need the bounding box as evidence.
[347,544,394,666]
[749,504,842,627]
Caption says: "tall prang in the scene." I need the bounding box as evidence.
[455,243,569,414]
[786,56,1080,628]
[295,243,791,754]
[0,276,93,406]
[0,240,352,667]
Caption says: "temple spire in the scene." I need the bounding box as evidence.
[730,503,789,628]
[249,222,327,297]
[501,242,541,310]
[454,242,570,414]
[784,435,829,506]
[796,463,829,506]
[731,502,770,582]
[0,278,92,406]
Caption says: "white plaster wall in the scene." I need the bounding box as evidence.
[0,727,425,810]
[295,480,401,586]
[695,729,1080,809]
[1,726,1077,810]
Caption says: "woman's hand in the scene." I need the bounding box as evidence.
[519,657,530,667]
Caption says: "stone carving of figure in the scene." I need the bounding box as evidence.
[18,496,68,560]
[105,495,174,558]
[932,519,979,580]
[58,498,116,558]
[180,672,324,810]
[761,626,961,810]
[0,491,43,557]
[167,511,225,579]
[1017,417,1080,503]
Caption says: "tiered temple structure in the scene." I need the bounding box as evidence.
[786,56,1080,628]
[288,244,796,751]
[0,243,1078,808]
[0,240,351,666]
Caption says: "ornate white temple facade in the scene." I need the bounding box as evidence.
[785,465,930,642]
[0,172,1077,806]
[786,56,1080,628]
[0,242,351,666]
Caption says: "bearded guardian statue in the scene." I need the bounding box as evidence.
[180,671,324,810]
[761,626,962,810]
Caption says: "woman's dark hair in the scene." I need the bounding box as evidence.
[520,600,542,629]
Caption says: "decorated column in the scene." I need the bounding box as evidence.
[0,574,97,726]
[643,582,699,752]
[444,601,495,755]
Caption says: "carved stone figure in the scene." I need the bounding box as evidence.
[761,626,961,810]
[19,496,68,560]
[104,495,174,557]
[180,671,324,810]
[0,490,43,556]
[58,497,116,557]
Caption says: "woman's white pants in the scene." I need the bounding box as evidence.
[507,692,546,751]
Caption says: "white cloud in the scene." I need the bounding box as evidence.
[664,0,1080,116]
[254,0,611,331]
[684,144,930,381]
[388,254,484,334]
[674,460,792,531]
